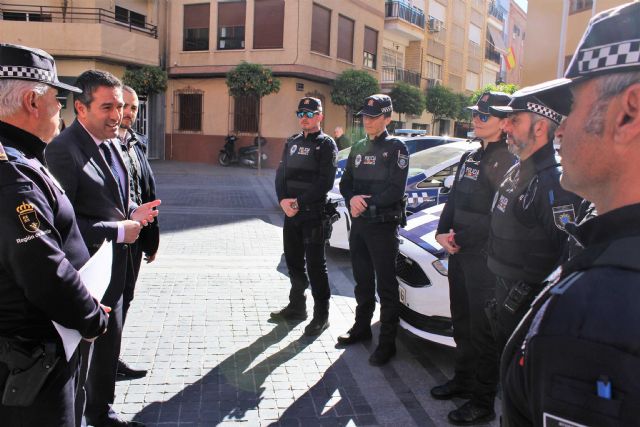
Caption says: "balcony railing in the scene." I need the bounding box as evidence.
[382,66,421,87]
[385,1,425,29]
[485,46,502,65]
[488,1,506,22]
[0,3,158,38]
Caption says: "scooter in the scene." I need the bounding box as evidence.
[218,135,268,168]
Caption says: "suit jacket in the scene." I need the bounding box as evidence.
[45,119,131,306]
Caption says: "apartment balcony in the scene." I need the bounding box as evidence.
[485,46,502,66]
[488,1,506,23]
[0,4,159,66]
[381,66,421,87]
[384,0,425,41]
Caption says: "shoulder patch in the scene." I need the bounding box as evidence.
[552,204,576,230]
[397,152,409,169]
[16,201,41,233]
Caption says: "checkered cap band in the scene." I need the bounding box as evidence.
[577,39,640,74]
[526,102,564,124]
[0,65,56,83]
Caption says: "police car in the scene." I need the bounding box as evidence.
[396,204,454,347]
[335,135,466,179]
[329,140,479,250]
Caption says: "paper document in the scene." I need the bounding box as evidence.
[53,240,113,361]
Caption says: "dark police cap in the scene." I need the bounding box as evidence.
[297,97,322,113]
[0,43,81,93]
[490,85,566,125]
[522,2,640,96]
[357,94,393,117]
[467,91,511,115]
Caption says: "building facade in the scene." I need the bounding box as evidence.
[0,0,164,157]
[522,0,626,86]
[165,0,384,166]
[504,0,526,85]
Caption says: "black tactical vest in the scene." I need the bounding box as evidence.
[284,132,330,198]
[452,149,495,229]
[488,156,562,283]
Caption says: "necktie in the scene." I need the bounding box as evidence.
[100,142,126,205]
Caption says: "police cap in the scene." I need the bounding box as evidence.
[297,97,322,113]
[467,91,511,117]
[357,94,393,117]
[0,43,81,93]
[490,87,567,125]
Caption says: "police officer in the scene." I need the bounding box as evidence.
[272,97,338,336]
[486,89,582,353]
[338,94,409,366]
[502,3,640,425]
[0,43,109,426]
[430,92,516,425]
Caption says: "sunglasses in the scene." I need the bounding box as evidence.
[296,111,318,119]
[472,111,491,122]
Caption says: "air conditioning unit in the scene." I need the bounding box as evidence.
[427,78,442,88]
[428,17,443,33]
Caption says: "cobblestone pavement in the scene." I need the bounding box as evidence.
[114,162,500,427]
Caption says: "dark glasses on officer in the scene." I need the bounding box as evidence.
[296,111,318,119]
[472,111,491,122]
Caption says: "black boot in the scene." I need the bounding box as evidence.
[304,300,329,336]
[447,400,496,425]
[369,342,396,366]
[270,300,307,321]
[337,321,372,345]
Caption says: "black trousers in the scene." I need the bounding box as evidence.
[83,297,124,424]
[282,216,330,309]
[0,344,80,427]
[123,242,143,323]
[448,252,499,408]
[349,219,400,342]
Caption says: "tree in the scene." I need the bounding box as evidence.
[425,85,460,134]
[331,69,379,131]
[226,62,281,171]
[468,82,519,106]
[122,66,168,96]
[389,82,425,125]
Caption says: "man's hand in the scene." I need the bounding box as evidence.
[436,229,461,254]
[84,304,111,342]
[144,252,157,263]
[121,220,142,243]
[350,195,371,218]
[280,198,299,217]
[131,199,161,226]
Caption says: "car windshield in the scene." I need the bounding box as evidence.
[406,143,471,178]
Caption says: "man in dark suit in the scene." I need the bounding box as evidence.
[114,85,159,380]
[46,70,160,427]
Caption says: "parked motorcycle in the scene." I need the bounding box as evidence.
[218,135,268,168]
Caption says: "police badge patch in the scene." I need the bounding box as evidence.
[397,153,409,169]
[290,144,298,156]
[552,204,576,230]
[16,201,40,233]
[363,155,376,165]
[496,195,509,212]
[463,167,479,181]
[355,154,362,167]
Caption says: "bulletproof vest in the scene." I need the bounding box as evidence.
[452,149,494,229]
[284,132,327,197]
[519,236,640,427]
[488,158,562,283]
[350,137,400,208]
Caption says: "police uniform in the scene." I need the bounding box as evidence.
[0,118,108,424]
[502,4,640,425]
[338,94,409,366]
[273,97,338,335]
[432,92,516,422]
[487,94,582,352]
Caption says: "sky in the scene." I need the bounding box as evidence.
[514,0,528,12]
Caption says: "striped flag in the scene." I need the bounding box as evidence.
[505,47,516,70]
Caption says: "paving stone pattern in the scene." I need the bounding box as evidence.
[114,162,500,426]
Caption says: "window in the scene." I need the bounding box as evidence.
[2,11,51,21]
[337,14,354,62]
[253,0,285,49]
[363,27,378,69]
[183,3,210,51]
[115,6,146,28]
[570,0,593,14]
[513,24,521,37]
[177,92,203,132]
[218,1,245,50]
[383,48,404,68]
[311,4,331,56]
[426,61,442,80]
[234,95,259,133]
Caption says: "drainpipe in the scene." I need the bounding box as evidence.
[557,0,569,78]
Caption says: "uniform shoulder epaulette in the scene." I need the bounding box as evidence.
[287,132,302,143]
